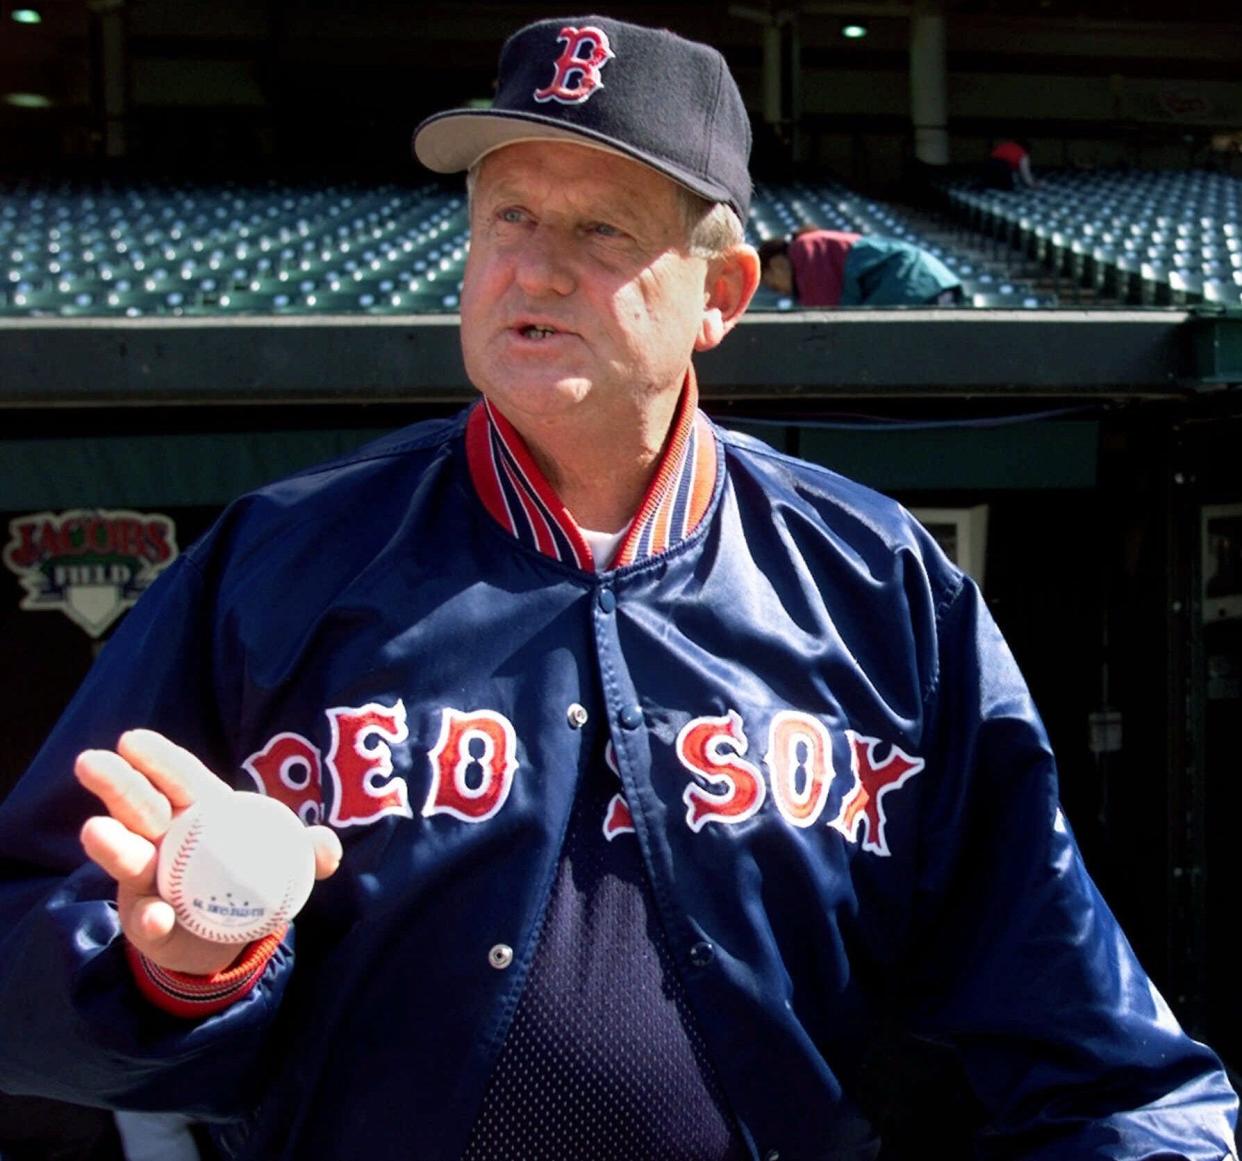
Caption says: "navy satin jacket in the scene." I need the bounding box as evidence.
[0,391,1236,1160]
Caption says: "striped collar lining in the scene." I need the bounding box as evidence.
[465,375,718,571]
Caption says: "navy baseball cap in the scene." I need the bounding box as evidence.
[412,15,753,222]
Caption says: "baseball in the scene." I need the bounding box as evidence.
[155,792,317,944]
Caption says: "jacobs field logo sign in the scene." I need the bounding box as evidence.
[3,509,179,638]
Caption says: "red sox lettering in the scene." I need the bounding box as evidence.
[424,708,520,824]
[532,26,614,105]
[832,735,924,856]
[767,710,836,828]
[243,701,924,855]
[602,741,636,841]
[678,710,766,832]
[241,733,325,825]
[327,702,411,827]
[240,702,415,829]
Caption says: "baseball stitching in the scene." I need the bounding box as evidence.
[164,810,201,926]
[165,808,288,943]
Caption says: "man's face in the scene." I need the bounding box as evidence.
[460,140,714,429]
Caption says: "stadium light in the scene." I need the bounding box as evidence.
[11,7,42,23]
[3,92,52,108]
[841,22,868,39]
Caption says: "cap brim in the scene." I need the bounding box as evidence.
[413,108,739,214]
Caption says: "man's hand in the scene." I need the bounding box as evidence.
[75,729,342,976]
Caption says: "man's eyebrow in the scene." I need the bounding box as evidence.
[590,200,648,230]
[581,193,676,242]
[474,180,524,208]
[481,176,654,221]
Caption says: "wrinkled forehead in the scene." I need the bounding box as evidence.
[470,137,695,212]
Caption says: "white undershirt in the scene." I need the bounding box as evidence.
[579,524,629,570]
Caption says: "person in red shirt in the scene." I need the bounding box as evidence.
[984,138,1038,190]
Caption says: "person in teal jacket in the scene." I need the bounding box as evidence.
[759,226,963,306]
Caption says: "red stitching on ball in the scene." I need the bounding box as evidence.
[166,815,200,897]
[167,813,205,934]
[166,808,291,943]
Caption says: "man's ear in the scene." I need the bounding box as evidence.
[695,244,761,352]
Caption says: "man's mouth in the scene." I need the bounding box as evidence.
[519,325,560,340]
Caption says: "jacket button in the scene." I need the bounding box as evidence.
[488,944,514,970]
[597,588,616,613]
[689,940,714,968]
[618,705,643,729]
[763,1151,781,1161]
[566,703,589,729]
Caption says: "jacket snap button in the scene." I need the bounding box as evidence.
[488,944,514,970]
[618,705,643,730]
[566,703,589,729]
[689,940,714,968]
[763,1151,781,1161]
[597,588,616,613]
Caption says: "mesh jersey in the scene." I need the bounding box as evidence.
[463,734,747,1160]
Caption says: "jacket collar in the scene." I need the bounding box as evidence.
[465,370,718,570]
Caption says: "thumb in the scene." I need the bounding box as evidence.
[308,824,343,881]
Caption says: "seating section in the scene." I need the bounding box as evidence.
[942,168,1242,307]
[4,169,1236,317]
[1,178,469,318]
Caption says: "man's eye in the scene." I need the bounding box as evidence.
[590,222,622,238]
[499,208,526,224]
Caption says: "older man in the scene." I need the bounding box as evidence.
[0,15,1236,1161]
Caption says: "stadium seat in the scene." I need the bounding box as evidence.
[1203,279,1242,306]
[1168,270,1204,305]
[938,166,1242,307]
[971,291,1051,309]
[1140,261,1173,306]
[190,290,293,314]
[3,288,105,316]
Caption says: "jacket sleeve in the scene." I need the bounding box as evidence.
[907,576,1238,1159]
[0,551,295,1120]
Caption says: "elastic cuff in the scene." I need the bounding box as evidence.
[125,930,285,1019]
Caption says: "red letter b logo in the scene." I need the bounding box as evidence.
[533,26,614,105]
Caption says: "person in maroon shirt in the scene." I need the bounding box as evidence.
[759,226,963,306]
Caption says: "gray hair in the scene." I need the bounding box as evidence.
[678,187,746,259]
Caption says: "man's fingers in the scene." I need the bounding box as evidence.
[74,749,173,841]
[308,825,343,881]
[119,889,179,944]
[115,729,226,810]
[75,729,226,838]
[79,815,158,892]
[118,886,243,976]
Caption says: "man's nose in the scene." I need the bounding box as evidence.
[513,227,575,296]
